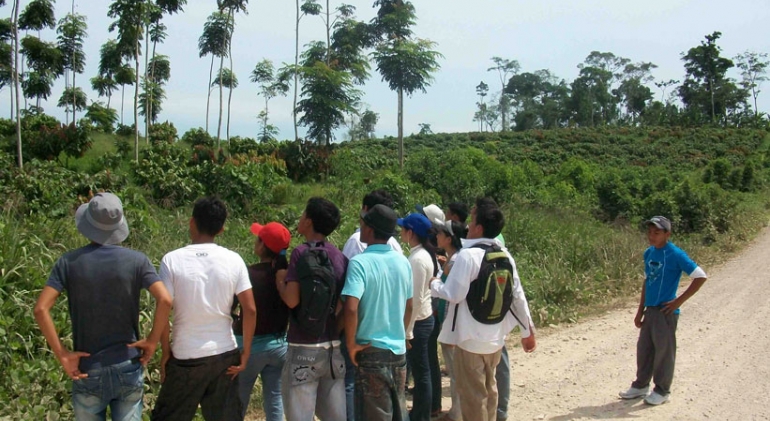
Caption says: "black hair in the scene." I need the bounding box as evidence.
[192,196,228,236]
[305,197,341,236]
[448,202,469,223]
[412,226,439,277]
[362,189,394,210]
[436,221,466,251]
[474,197,504,239]
[372,229,392,241]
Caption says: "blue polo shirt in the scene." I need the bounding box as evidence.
[341,244,413,355]
[644,242,698,314]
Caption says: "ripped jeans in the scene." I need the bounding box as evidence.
[354,347,407,421]
[281,343,346,421]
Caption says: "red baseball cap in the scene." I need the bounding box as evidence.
[250,222,291,254]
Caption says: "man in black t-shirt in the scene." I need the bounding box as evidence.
[34,193,172,421]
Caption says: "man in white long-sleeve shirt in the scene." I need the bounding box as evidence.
[431,197,536,421]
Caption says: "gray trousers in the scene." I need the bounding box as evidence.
[631,307,679,395]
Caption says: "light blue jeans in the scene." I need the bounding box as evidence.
[237,335,287,421]
[281,344,347,421]
[71,359,143,421]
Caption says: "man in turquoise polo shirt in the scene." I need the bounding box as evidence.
[343,204,413,421]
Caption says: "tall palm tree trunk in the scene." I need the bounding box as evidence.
[13,0,22,169]
[398,87,403,169]
[216,53,224,148]
[226,20,234,142]
[293,0,299,140]
[72,71,77,123]
[134,39,140,162]
[120,84,125,125]
[144,23,150,143]
[206,55,214,133]
[148,39,158,131]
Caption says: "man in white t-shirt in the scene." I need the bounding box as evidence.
[342,190,403,260]
[152,197,257,421]
[431,197,536,421]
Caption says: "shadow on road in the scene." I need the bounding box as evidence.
[547,397,653,420]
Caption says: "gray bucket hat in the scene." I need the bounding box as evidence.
[75,192,129,245]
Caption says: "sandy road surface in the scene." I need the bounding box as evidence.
[501,229,770,421]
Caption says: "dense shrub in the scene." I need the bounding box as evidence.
[115,123,135,137]
[180,127,215,148]
[149,121,178,144]
[228,136,260,155]
[22,123,92,162]
[132,142,202,208]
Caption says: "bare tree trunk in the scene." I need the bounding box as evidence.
[72,70,77,123]
[398,87,403,169]
[226,20,234,142]
[293,0,299,140]
[709,78,716,124]
[206,55,214,133]
[144,23,150,143]
[13,0,22,169]
[216,53,224,148]
[134,38,140,163]
[148,38,158,132]
[325,0,330,65]
[120,84,125,125]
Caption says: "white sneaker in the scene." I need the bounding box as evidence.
[644,391,670,405]
[619,386,649,399]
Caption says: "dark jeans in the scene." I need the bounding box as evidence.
[152,349,242,421]
[355,347,408,421]
[407,316,434,421]
[341,334,357,421]
[632,307,679,395]
[495,346,510,420]
[428,315,442,414]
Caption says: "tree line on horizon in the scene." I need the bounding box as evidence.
[0,1,767,171]
[472,33,767,135]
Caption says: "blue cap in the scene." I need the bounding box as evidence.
[397,213,432,238]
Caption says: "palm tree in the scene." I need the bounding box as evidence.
[293,0,321,140]
[58,85,86,116]
[11,0,22,169]
[18,0,58,111]
[251,59,289,141]
[371,0,441,168]
[212,67,237,141]
[108,0,146,162]
[56,12,87,124]
[96,39,131,123]
[198,11,231,137]
[217,0,247,142]
[114,64,135,125]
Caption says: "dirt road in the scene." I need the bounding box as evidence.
[501,229,770,420]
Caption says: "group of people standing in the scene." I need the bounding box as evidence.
[33,187,707,421]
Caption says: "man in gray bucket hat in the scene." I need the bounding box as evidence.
[34,192,173,421]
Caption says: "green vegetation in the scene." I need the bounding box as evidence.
[1,123,770,418]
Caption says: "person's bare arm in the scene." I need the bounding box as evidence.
[403,297,413,349]
[34,286,90,380]
[663,277,707,315]
[128,282,173,365]
[227,289,256,379]
[275,269,300,308]
[344,296,370,365]
[635,281,646,328]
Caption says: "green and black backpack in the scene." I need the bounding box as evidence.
[453,243,523,330]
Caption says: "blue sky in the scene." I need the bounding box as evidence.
[2,0,769,140]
